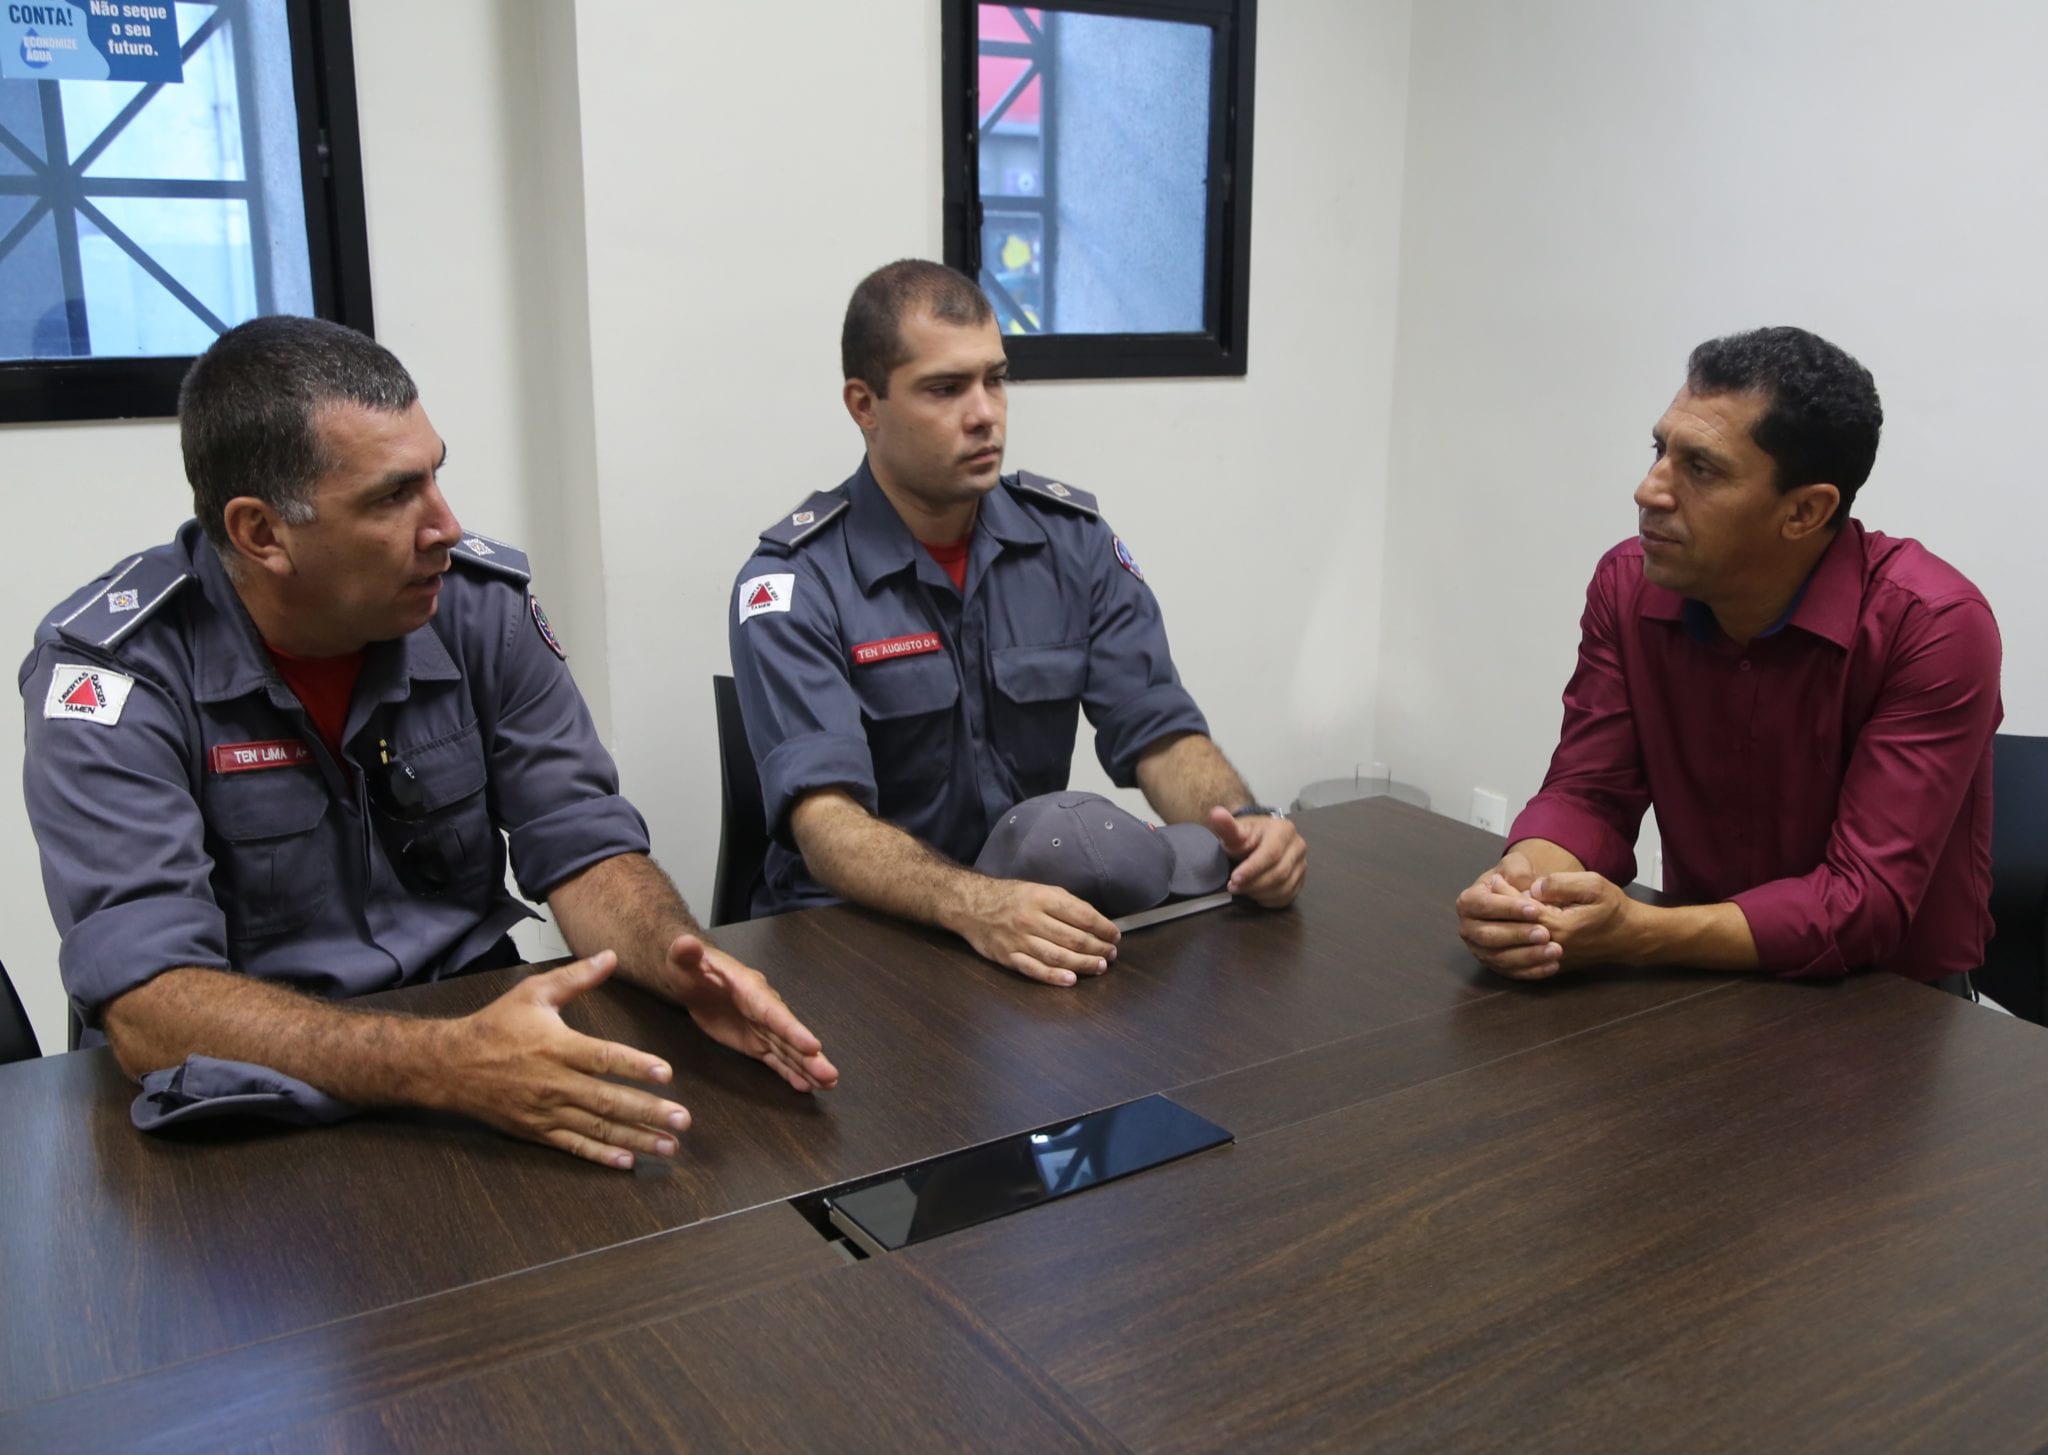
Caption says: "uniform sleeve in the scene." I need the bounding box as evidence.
[1730,597,2002,978]
[19,646,231,1026]
[727,555,877,841]
[1507,555,1650,882]
[465,585,650,900]
[1081,518,1208,786]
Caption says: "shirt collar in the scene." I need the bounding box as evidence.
[1640,518,1865,651]
[844,458,1045,593]
[187,520,462,709]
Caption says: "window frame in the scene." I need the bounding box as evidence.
[0,0,374,424]
[941,0,1257,381]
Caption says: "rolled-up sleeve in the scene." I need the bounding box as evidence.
[727,555,878,841]
[1081,517,1208,785]
[472,587,649,899]
[20,647,231,1026]
[1507,555,1650,883]
[1731,597,2001,978]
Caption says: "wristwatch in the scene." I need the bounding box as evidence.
[1232,803,1284,819]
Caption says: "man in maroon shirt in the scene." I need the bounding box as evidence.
[1456,326,2001,993]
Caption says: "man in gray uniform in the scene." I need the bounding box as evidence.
[21,316,835,1168]
[729,260,1307,987]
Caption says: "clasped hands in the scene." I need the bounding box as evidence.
[1455,850,1640,979]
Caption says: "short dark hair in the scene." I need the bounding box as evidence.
[179,315,418,551]
[841,259,995,396]
[1686,325,1882,525]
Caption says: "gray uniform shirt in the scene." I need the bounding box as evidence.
[729,461,1208,915]
[20,521,648,1038]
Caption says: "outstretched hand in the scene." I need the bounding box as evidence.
[439,951,689,1170]
[665,934,839,1092]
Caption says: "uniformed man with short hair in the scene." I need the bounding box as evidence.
[728,259,1308,986]
[21,315,836,1166]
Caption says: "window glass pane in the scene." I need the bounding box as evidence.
[74,7,244,180]
[87,195,254,339]
[0,206,72,357]
[981,210,1044,334]
[74,209,219,356]
[0,0,311,364]
[975,5,1212,336]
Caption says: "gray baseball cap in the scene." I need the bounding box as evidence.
[974,791,1231,917]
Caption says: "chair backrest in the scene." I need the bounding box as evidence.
[1980,732,2048,1025]
[711,674,771,927]
[0,960,42,1065]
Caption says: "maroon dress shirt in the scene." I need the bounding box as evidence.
[1510,520,2001,981]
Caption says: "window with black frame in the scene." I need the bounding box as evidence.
[941,0,1256,380]
[0,0,370,422]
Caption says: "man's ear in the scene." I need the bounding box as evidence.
[221,497,296,578]
[1782,482,1842,542]
[843,377,880,435]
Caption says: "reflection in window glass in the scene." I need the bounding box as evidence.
[0,1,312,362]
[975,4,1212,336]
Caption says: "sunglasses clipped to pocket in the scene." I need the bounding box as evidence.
[366,737,457,897]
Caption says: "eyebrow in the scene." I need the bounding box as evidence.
[368,440,448,493]
[1654,427,1735,474]
[910,361,1008,388]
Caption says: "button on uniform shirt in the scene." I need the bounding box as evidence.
[730,460,1209,916]
[1509,520,2001,981]
[20,521,649,1039]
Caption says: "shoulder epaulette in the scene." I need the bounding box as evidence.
[449,531,531,584]
[757,491,849,552]
[1008,470,1099,518]
[54,550,192,652]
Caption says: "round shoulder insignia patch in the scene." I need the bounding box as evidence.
[1113,534,1144,582]
[530,596,566,660]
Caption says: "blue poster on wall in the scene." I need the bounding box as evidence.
[1,1,184,82]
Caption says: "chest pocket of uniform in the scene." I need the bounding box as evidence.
[203,767,332,943]
[991,642,1087,790]
[854,657,960,802]
[376,723,498,902]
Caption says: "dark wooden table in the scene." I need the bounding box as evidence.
[3,799,2045,1452]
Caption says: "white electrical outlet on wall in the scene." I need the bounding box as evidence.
[1470,788,1508,836]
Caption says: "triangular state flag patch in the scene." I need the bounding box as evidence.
[43,661,136,726]
[737,573,795,623]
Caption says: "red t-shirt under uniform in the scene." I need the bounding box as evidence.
[264,644,364,759]
[1509,519,2001,982]
[923,535,971,592]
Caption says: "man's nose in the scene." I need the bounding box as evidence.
[419,482,462,551]
[1634,461,1674,514]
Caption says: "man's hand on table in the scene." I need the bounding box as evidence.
[432,950,690,1170]
[663,934,839,1093]
[945,877,1122,988]
[1205,807,1308,907]
[1456,850,1567,978]
[1459,852,1649,979]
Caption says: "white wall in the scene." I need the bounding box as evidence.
[1374,0,2048,877]
[571,0,1410,916]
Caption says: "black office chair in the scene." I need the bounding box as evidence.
[1978,733,2048,1026]
[1,959,42,1064]
[711,674,771,927]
